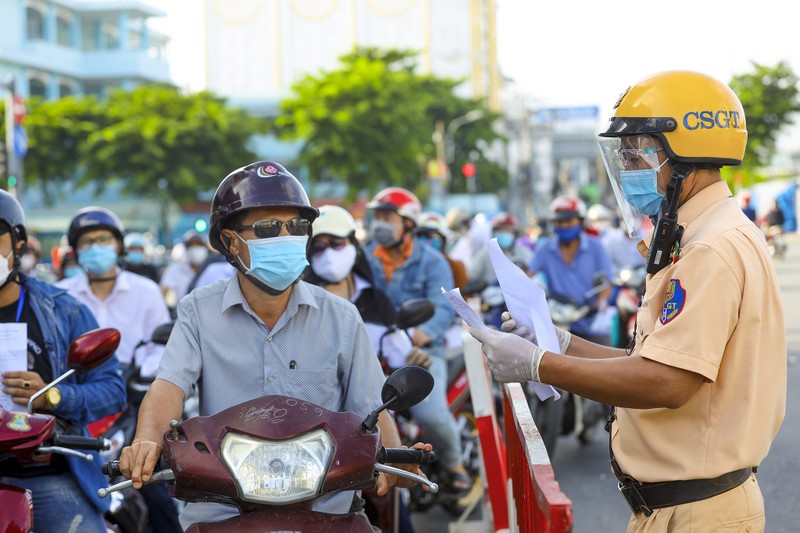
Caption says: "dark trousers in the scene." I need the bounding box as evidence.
[140,481,182,533]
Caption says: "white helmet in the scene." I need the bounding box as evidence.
[313,205,356,238]
[417,211,452,240]
[586,204,612,223]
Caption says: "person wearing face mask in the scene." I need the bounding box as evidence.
[525,196,614,344]
[0,190,126,532]
[122,232,160,283]
[59,249,84,280]
[118,162,429,530]
[55,206,179,531]
[159,230,211,308]
[364,187,473,496]
[416,211,468,291]
[470,71,786,531]
[303,204,430,533]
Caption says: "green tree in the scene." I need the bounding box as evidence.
[81,84,266,204]
[276,47,503,199]
[728,61,800,185]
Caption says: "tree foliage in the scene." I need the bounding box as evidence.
[2,85,266,206]
[275,47,504,200]
[80,85,266,204]
[728,61,800,184]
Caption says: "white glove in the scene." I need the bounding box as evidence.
[468,327,547,383]
[500,311,572,354]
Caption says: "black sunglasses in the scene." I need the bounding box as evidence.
[237,218,311,239]
[310,237,349,256]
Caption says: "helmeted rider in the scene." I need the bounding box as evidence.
[527,195,614,344]
[56,206,177,530]
[364,187,473,494]
[119,161,422,529]
[123,232,159,283]
[0,190,126,532]
[417,211,468,290]
[159,229,211,307]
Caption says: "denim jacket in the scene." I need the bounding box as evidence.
[22,274,126,511]
[365,240,455,358]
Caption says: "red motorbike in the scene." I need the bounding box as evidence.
[98,366,439,532]
[0,328,121,533]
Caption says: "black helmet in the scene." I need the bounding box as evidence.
[209,161,319,257]
[67,207,125,249]
[0,190,28,271]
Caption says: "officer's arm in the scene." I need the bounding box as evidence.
[539,353,704,410]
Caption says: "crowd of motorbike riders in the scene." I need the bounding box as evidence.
[3,168,748,532]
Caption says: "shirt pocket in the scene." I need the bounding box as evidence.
[283,368,341,409]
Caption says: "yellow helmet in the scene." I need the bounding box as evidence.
[599,71,747,166]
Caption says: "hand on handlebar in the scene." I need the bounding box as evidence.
[406,347,432,369]
[411,329,431,348]
[119,440,162,489]
[375,441,433,496]
[500,311,572,354]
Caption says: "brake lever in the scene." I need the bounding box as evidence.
[97,469,175,498]
[374,463,439,493]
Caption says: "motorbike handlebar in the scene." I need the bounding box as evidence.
[377,447,436,465]
[53,434,110,451]
[103,459,123,477]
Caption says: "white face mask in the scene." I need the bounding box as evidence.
[186,246,209,266]
[311,244,357,283]
[0,250,13,286]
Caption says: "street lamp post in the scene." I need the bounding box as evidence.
[430,110,486,211]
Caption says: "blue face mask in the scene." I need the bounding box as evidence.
[554,225,582,244]
[64,265,84,278]
[620,167,666,216]
[238,235,309,292]
[78,244,118,275]
[126,251,144,265]
[419,236,443,251]
[494,233,515,249]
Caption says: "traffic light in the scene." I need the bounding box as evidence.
[194,218,208,232]
[461,162,476,178]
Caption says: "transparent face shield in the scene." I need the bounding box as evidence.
[597,135,666,239]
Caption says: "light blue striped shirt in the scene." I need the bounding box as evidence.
[157,276,385,517]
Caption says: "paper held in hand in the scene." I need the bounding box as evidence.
[487,239,560,400]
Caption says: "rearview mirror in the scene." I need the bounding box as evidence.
[396,298,435,330]
[381,366,434,412]
[68,328,121,371]
[151,322,175,346]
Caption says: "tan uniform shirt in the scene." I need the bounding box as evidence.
[611,180,786,482]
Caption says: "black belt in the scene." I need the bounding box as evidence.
[606,408,756,516]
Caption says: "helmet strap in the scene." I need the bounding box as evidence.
[646,162,694,275]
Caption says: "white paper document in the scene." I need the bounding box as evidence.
[0,323,28,412]
[440,287,488,330]
[486,239,560,401]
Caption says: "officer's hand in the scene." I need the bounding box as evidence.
[120,440,162,489]
[406,347,432,369]
[468,327,547,383]
[500,311,572,354]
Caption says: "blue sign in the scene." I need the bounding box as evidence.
[13,125,28,158]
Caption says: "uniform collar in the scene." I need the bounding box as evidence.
[637,180,732,256]
[221,276,319,315]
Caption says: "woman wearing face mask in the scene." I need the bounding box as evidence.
[527,196,615,344]
[123,233,160,283]
[303,204,429,533]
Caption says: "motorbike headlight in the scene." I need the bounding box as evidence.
[220,429,334,504]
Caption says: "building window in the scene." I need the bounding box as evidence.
[26,7,44,40]
[29,78,47,98]
[57,15,72,46]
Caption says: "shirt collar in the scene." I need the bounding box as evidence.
[221,276,320,316]
[637,179,732,256]
[73,267,128,296]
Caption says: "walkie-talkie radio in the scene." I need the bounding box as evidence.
[646,163,694,275]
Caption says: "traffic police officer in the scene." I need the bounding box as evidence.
[470,71,786,532]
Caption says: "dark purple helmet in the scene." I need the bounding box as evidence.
[209,161,319,257]
[0,189,27,269]
[67,207,125,249]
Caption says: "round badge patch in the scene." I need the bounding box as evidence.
[256,164,279,178]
